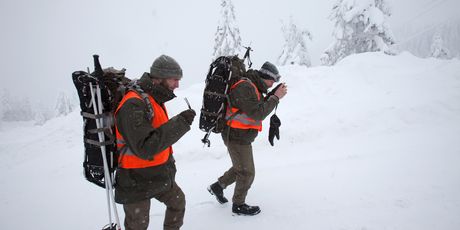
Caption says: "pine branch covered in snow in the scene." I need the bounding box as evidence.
[321,0,396,66]
[212,0,243,60]
[278,17,313,67]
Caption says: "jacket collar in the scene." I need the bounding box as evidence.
[139,73,176,104]
[245,70,268,94]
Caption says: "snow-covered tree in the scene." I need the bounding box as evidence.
[0,89,5,129]
[1,88,36,122]
[212,0,243,60]
[321,0,396,65]
[394,19,460,58]
[0,88,11,121]
[278,17,313,67]
[34,107,52,126]
[55,92,74,117]
[3,97,34,121]
[34,111,47,126]
[33,101,54,126]
[430,33,450,59]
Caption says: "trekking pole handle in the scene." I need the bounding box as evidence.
[93,54,104,80]
[243,46,252,59]
[242,46,253,68]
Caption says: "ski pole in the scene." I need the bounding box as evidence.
[89,82,113,226]
[96,85,121,230]
[89,82,121,230]
[91,54,121,230]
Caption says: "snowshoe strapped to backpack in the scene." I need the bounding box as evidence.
[199,55,246,146]
[72,55,130,189]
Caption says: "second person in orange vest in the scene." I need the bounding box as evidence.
[208,61,288,216]
[114,55,196,230]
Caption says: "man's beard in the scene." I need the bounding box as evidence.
[159,80,174,92]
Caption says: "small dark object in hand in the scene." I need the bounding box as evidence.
[269,114,281,146]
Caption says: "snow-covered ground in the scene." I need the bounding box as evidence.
[1,52,460,230]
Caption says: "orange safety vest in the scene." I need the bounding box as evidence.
[115,91,172,169]
[225,79,263,131]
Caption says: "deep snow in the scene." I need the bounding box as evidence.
[1,52,460,230]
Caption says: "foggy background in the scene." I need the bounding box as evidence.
[1,0,459,108]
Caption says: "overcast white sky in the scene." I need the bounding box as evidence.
[0,0,459,107]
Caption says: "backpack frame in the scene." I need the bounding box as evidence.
[199,53,250,147]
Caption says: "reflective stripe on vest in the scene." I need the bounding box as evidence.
[115,91,172,169]
[225,80,263,131]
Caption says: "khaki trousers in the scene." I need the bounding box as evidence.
[218,141,255,205]
[123,182,185,230]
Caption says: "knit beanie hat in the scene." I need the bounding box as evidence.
[150,55,183,79]
[259,61,281,82]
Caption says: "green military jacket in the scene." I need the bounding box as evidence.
[114,73,191,204]
[222,70,279,145]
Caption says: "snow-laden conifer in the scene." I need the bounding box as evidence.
[431,33,450,59]
[278,17,313,67]
[55,92,74,117]
[212,0,243,60]
[322,0,396,65]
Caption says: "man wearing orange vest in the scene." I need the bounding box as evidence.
[208,61,288,216]
[114,55,195,230]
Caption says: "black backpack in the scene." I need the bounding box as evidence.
[72,55,153,189]
[71,56,127,188]
[199,53,250,146]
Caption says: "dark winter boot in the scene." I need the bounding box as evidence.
[207,182,228,204]
[232,203,261,216]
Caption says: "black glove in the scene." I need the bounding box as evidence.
[268,114,281,146]
[179,109,196,126]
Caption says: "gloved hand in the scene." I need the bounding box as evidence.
[179,109,196,126]
[268,114,281,146]
[265,83,282,99]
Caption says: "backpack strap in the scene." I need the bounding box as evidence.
[226,77,253,109]
[224,77,252,130]
[81,111,110,119]
[125,80,154,122]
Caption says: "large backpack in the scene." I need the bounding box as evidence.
[72,55,127,230]
[199,55,248,146]
[72,57,127,189]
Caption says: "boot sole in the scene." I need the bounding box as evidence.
[207,186,228,204]
[232,209,261,216]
